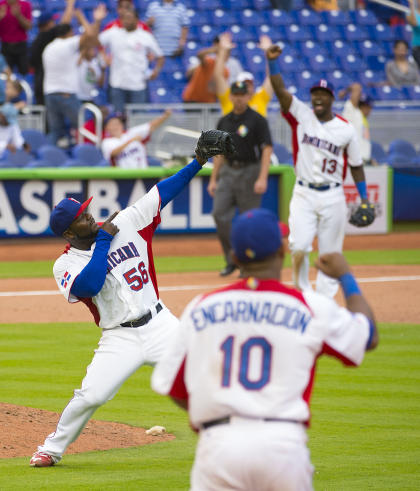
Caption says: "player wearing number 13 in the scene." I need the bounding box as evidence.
[266,44,373,298]
[29,133,223,467]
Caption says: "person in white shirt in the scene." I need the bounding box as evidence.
[266,44,375,298]
[152,208,378,491]
[99,9,164,113]
[42,4,107,145]
[0,102,24,158]
[101,109,171,168]
[340,83,374,165]
[77,44,106,104]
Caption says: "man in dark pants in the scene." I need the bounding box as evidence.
[207,81,273,276]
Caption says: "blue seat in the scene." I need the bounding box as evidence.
[229,25,256,43]
[253,0,272,10]
[71,144,108,167]
[391,25,412,44]
[146,156,163,167]
[212,9,239,26]
[314,24,342,42]
[244,52,266,74]
[273,143,292,165]
[359,70,382,87]
[21,129,51,155]
[327,70,354,91]
[368,24,395,42]
[320,9,351,26]
[36,145,70,166]
[239,9,267,26]
[285,24,312,42]
[198,24,221,44]
[299,40,328,58]
[187,25,200,41]
[295,70,320,90]
[337,54,367,72]
[160,57,184,73]
[404,85,420,100]
[267,9,294,26]
[357,40,385,57]
[187,9,211,26]
[371,141,388,164]
[1,149,32,167]
[307,54,335,73]
[342,24,369,42]
[278,54,305,73]
[365,55,387,72]
[149,87,178,104]
[289,85,311,102]
[351,8,378,26]
[255,24,284,41]
[328,39,355,58]
[222,0,252,9]
[196,0,222,10]
[388,139,417,160]
[372,86,405,101]
[295,8,322,26]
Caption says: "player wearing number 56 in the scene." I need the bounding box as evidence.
[266,44,375,298]
[29,133,223,467]
[152,208,378,491]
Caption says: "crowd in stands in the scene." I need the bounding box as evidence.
[0,0,420,169]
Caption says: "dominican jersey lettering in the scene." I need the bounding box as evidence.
[283,96,362,183]
[53,186,162,329]
[152,278,370,428]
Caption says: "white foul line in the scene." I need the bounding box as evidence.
[1,275,420,297]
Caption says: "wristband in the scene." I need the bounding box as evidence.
[355,181,368,200]
[339,273,361,298]
[268,58,282,76]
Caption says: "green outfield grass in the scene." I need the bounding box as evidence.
[1,248,420,279]
[0,322,419,490]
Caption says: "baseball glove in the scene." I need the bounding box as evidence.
[349,202,375,227]
[195,130,236,162]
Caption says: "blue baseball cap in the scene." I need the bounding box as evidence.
[50,196,93,236]
[231,209,282,263]
[38,11,54,26]
[310,79,335,97]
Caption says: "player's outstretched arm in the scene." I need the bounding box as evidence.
[316,253,378,350]
[265,45,292,113]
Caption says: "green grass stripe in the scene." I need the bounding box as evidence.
[1,248,419,279]
[0,323,419,489]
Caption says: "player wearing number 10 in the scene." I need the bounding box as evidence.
[266,44,371,298]
[29,143,213,467]
[152,208,378,490]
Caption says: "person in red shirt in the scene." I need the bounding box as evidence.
[0,0,32,74]
[103,0,150,32]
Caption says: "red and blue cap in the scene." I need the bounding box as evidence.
[50,196,93,236]
[310,79,335,97]
[231,208,282,263]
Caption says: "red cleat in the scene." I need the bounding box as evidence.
[29,451,56,467]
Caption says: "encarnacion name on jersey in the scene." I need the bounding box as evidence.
[302,133,340,156]
[191,300,311,333]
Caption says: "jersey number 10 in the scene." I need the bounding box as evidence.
[220,336,272,390]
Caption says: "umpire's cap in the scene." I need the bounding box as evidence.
[310,79,335,98]
[231,209,282,263]
[50,197,93,236]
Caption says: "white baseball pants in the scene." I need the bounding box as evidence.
[191,418,313,491]
[37,306,179,461]
[288,183,347,298]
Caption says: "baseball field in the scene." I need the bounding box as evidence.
[0,230,419,490]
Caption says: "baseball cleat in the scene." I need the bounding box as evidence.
[29,451,56,467]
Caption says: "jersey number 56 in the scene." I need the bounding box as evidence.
[123,261,149,291]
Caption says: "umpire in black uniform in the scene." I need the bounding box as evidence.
[208,81,273,276]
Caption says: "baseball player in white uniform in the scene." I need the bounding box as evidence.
[29,142,212,467]
[152,208,378,491]
[265,45,373,298]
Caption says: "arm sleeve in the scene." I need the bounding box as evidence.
[126,122,151,141]
[101,137,117,162]
[156,158,202,209]
[346,125,363,167]
[70,229,114,298]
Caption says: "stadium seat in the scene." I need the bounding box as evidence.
[372,85,405,101]
[299,40,328,58]
[239,9,267,26]
[187,25,200,41]
[314,24,342,42]
[404,85,420,100]
[21,129,51,155]
[149,87,178,104]
[1,149,32,167]
[146,156,163,167]
[320,9,351,26]
[196,0,222,10]
[371,141,388,164]
[212,9,239,26]
[229,25,256,43]
[253,0,272,10]
[36,145,70,166]
[364,55,387,72]
[308,54,335,73]
[285,24,313,43]
[244,53,266,75]
[198,24,221,44]
[255,24,284,41]
[342,24,369,42]
[357,40,385,57]
[351,8,378,26]
[368,24,395,42]
[221,0,251,8]
[359,70,382,87]
[388,139,417,159]
[267,9,294,26]
[187,9,211,26]
[329,39,355,58]
[272,143,293,165]
[295,70,320,90]
[327,70,354,91]
[337,54,367,72]
[71,144,108,167]
[279,54,305,73]
[295,8,322,26]
[392,24,413,44]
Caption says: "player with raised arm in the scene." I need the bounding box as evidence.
[265,44,374,297]
[152,208,378,490]
[29,130,235,467]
